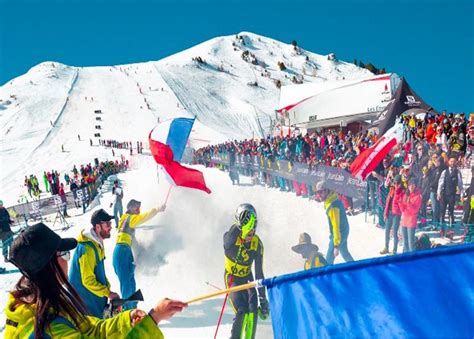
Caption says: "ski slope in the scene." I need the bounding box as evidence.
[0,31,382,337]
[0,32,373,205]
[0,153,385,337]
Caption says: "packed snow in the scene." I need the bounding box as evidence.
[0,32,383,337]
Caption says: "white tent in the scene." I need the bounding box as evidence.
[277,73,401,129]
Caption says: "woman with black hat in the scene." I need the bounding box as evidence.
[5,222,186,337]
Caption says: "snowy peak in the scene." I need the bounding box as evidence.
[0,32,376,202]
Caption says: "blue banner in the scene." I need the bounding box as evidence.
[166,117,195,162]
[262,244,474,338]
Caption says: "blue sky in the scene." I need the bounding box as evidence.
[1,0,472,113]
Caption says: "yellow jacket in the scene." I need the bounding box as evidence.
[116,209,158,246]
[4,293,163,338]
[324,192,349,247]
[69,230,110,318]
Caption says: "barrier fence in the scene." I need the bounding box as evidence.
[199,153,473,244]
[206,154,367,199]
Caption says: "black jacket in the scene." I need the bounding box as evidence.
[223,224,266,298]
[0,207,12,232]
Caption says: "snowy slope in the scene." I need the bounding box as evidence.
[0,32,373,205]
[0,33,380,337]
[0,154,385,338]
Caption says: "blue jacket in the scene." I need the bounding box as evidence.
[69,230,110,318]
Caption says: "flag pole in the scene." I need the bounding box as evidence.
[186,280,259,304]
[164,185,173,205]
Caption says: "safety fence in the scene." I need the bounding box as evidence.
[202,153,367,199]
[5,169,125,229]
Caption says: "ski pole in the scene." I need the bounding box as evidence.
[214,275,233,339]
[206,281,223,291]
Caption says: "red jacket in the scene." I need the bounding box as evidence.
[384,186,404,220]
[399,190,422,228]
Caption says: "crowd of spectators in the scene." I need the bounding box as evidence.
[20,158,130,219]
[194,111,474,247]
[99,139,144,154]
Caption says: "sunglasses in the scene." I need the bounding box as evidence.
[57,251,71,261]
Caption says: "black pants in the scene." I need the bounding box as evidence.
[225,272,258,339]
[0,230,14,260]
[440,194,456,227]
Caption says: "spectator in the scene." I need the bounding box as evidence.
[462,166,474,225]
[69,209,119,318]
[58,183,70,217]
[314,181,354,264]
[0,200,14,262]
[400,179,422,252]
[70,179,80,208]
[111,180,124,228]
[420,167,431,222]
[437,156,463,235]
[6,223,186,337]
[428,156,445,223]
[43,171,49,192]
[381,175,404,255]
[291,232,327,269]
[113,199,165,310]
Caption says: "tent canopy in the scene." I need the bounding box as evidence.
[277,73,401,129]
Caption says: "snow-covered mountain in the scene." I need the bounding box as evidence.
[0,32,373,204]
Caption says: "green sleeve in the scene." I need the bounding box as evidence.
[126,316,164,339]
[49,311,133,338]
[49,312,163,338]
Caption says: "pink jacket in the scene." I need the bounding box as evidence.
[399,190,422,228]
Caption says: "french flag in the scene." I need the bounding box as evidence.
[350,122,403,180]
[149,118,211,194]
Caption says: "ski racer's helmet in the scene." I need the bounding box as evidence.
[235,203,257,230]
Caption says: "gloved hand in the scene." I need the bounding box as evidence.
[258,298,269,320]
[240,214,256,239]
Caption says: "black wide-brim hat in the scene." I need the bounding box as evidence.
[291,232,319,253]
[9,223,77,277]
[292,243,319,254]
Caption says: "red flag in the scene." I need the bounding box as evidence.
[350,123,403,180]
[149,132,211,194]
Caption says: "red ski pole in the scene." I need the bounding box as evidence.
[214,275,234,339]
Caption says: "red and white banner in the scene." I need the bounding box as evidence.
[350,123,403,180]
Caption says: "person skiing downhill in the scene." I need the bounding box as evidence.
[223,203,269,339]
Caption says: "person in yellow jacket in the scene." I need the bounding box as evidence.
[69,208,119,318]
[315,181,354,264]
[6,222,187,338]
[291,232,328,270]
[113,199,166,310]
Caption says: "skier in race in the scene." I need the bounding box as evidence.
[224,203,269,339]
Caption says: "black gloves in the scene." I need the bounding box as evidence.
[258,297,269,320]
